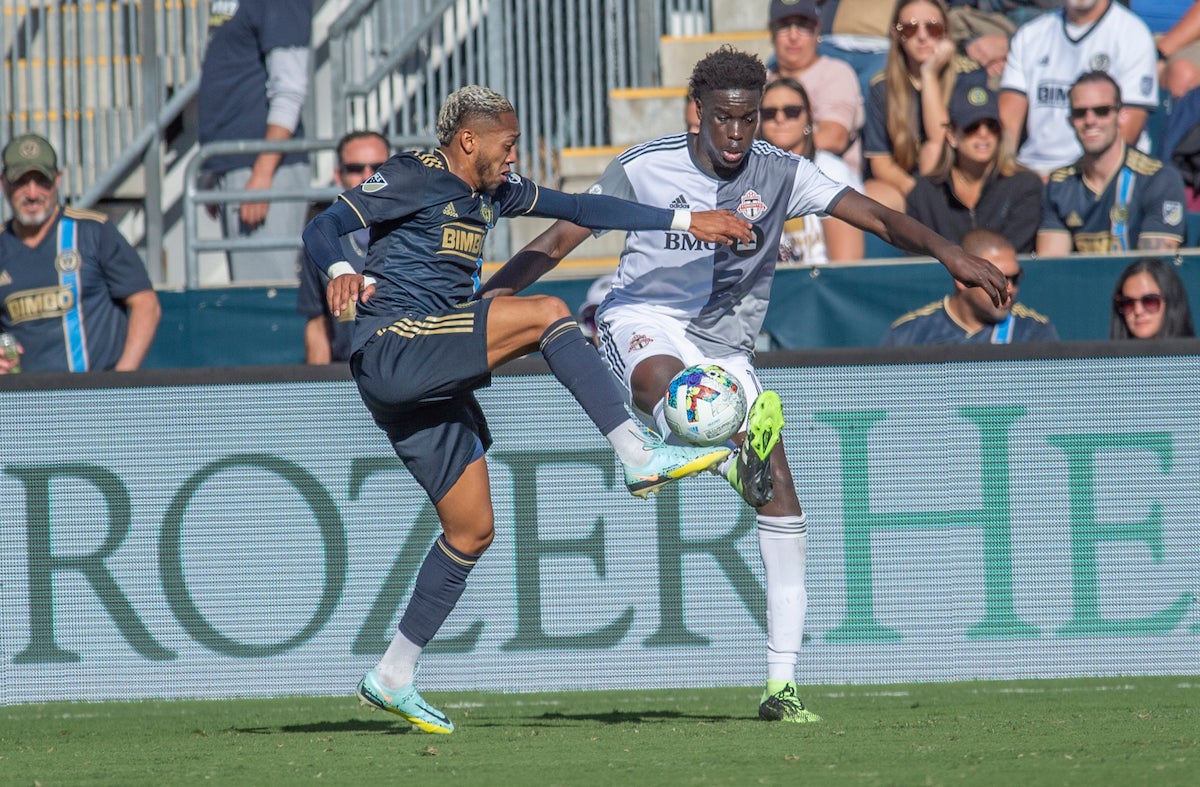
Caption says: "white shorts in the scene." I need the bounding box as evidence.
[595,302,763,425]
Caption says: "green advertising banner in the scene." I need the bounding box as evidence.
[2,346,1198,703]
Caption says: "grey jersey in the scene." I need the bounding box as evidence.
[593,134,849,355]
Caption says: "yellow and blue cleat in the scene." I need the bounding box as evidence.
[357,668,454,734]
[623,427,730,499]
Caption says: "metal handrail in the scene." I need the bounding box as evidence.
[182,135,436,289]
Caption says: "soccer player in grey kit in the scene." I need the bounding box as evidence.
[482,47,1010,723]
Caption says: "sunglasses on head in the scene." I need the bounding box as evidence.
[1114,293,1164,315]
[895,19,945,40]
[760,105,807,121]
[340,161,387,174]
[1069,105,1119,121]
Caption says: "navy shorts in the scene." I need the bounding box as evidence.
[350,298,494,502]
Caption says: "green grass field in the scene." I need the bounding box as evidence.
[2,676,1196,786]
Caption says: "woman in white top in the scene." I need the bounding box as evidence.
[758,77,864,264]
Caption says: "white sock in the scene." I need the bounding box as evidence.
[606,418,654,464]
[376,630,424,689]
[757,513,808,683]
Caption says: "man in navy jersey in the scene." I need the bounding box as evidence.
[483,47,1010,724]
[0,134,160,373]
[883,229,1058,345]
[302,85,754,734]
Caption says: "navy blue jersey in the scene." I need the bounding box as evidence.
[882,298,1059,345]
[337,151,550,345]
[198,0,310,173]
[864,58,989,172]
[1040,146,1187,252]
[0,207,153,371]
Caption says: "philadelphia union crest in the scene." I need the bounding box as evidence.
[55,249,82,273]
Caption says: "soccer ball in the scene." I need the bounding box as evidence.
[663,364,748,446]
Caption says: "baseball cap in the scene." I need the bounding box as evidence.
[2,133,58,181]
[949,86,999,130]
[770,0,819,27]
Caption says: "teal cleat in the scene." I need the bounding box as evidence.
[727,391,784,508]
[758,680,821,723]
[624,427,730,499]
[356,668,454,734]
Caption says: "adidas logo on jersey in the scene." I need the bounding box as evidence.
[443,203,459,218]
[0,270,11,286]
[1066,211,1083,228]
[668,194,690,210]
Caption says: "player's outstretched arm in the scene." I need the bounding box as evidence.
[830,190,1011,306]
[480,220,592,298]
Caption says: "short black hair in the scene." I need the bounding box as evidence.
[688,46,767,102]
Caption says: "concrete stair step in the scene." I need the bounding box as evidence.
[608,86,689,147]
[710,0,770,34]
[659,31,774,87]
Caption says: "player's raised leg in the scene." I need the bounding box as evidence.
[485,294,729,496]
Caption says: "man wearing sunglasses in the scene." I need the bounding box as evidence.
[884,228,1058,345]
[1037,71,1186,255]
[999,0,1158,177]
[298,131,391,364]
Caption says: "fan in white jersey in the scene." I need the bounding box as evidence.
[480,46,1009,725]
[998,0,1158,177]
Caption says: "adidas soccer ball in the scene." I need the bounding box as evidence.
[663,364,748,446]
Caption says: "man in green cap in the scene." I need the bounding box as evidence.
[0,133,161,373]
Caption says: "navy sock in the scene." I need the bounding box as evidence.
[398,535,479,647]
[540,317,629,436]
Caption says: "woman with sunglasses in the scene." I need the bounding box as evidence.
[905,85,1042,252]
[758,78,864,263]
[863,0,989,212]
[1110,257,1196,340]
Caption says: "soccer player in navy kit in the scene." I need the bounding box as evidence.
[484,48,1010,723]
[302,85,755,734]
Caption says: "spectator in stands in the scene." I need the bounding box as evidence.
[759,78,864,262]
[0,133,161,373]
[198,0,312,283]
[946,0,1015,85]
[767,0,864,173]
[815,0,892,110]
[576,275,612,347]
[999,0,1158,178]
[883,228,1057,344]
[298,131,392,365]
[1143,1,1200,98]
[1037,71,1186,255]
[906,83,1042,252]
[863,0,990,212]
[1110,257,1195,339]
